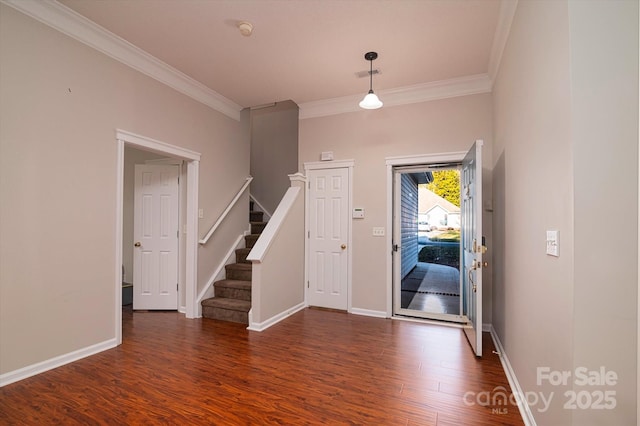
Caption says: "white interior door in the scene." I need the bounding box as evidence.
[307,167,349,310]
[133,164,179,310]
[461,140,484,356]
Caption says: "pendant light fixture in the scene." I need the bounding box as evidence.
[359,51,383,110]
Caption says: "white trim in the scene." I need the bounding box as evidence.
[488,0,519,81]
[489,326,536,426]
[115,141,124,345]
[385,151,467,318]
[350,308,387,318]
[116,130,200,161]
[247,187,300,263]
[304,159,355,170]
[195,233,246,314]
[185,160,199,318]
[0,338,117,387]
[116,130,201,321]
[304,160,354,313]
[299,74,492,120]
[1,0,242,121]
[247,302,306,332]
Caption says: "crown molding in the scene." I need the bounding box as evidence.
[1,0,242,121]
[299,74,492,120]
[488,0,519,82]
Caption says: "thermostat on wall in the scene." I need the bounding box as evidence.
[353,208,365,219]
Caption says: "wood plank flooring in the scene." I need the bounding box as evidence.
[0,307,524,425]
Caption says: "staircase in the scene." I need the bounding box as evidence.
[201,206,266,324]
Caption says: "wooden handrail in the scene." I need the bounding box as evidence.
[199,176,253,245]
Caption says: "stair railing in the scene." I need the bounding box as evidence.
[199,176,253,245]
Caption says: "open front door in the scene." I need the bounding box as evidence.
[461,140,484,356]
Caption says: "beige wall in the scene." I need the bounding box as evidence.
[252,184,305,324]
[299,94,493,317]
[0,6,247,374]
[492,0,637,424]
[569,0,638,424]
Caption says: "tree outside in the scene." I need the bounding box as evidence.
[425,170,460,207]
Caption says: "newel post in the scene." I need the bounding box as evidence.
[289,172,307,190]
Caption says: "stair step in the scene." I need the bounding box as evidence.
[251,221,267,234]
[244,234,260,249]
[225,263,252,281]
[235,248,252,264]
[201,297,250,324]
[250,211,263,222]
[214,279,251,301]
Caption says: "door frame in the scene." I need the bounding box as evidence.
[385,151,466,318]
[303,160,354,312]
[115,129,201,345]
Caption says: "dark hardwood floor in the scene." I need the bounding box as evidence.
[1,307,524,425]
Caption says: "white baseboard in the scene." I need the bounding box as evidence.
[247,302,306,332]
[350,307,388,318]
[489,325,537,426]
[0,338,117,387]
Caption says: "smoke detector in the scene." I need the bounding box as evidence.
[237,21,253,37]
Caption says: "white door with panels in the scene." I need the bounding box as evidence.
[307,167,350,310]
[461,140,484,356]
[133,164,179,310]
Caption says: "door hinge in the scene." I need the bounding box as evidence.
[307,281,309,288]
[177,230,179,238]
[308,231,310,238]
[176,283,178,291]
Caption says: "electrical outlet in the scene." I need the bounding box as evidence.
[372,227,385,237]
[198,209,204,219]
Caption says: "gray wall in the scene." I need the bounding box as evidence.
[250,101,299,214]
[492,0,638,423]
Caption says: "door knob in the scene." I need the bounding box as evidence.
[341,244,347,250]
[134,242,141,247]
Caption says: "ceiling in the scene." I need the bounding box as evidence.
[57,0,503,110]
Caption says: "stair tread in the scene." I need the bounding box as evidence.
[214,279,251,289]
[226,263,251,270]
[201,297,251,311]
[236,247,252,253]
[249,221,268,225]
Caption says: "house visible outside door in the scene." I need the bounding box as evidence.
[306,164,352,310]
[133,164,179,310]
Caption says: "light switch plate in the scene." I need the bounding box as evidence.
[546,230,559,257]
[198,209,204,219]
[373,227,385,237]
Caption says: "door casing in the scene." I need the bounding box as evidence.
[115,129,201,346]
[304,160,354,312]
[385,152,467,318]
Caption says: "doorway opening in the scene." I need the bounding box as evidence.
[386,141,485,357]
[393,164,464,323]
[115,129,201,346]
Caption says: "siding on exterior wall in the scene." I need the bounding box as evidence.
[400,174,419,279]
